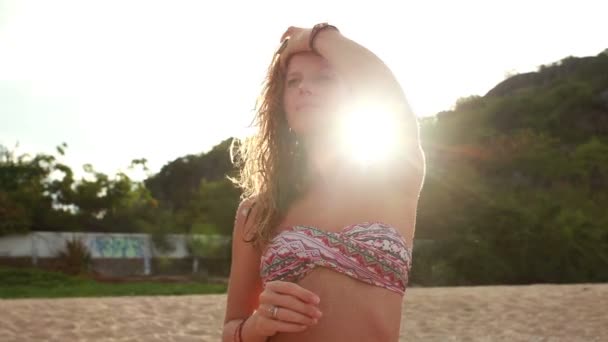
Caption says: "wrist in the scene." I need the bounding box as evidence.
[310,23,340,54]
[240,314,268,342]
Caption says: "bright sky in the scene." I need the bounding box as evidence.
[1,0,606,180]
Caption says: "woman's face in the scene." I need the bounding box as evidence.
[283,52,350,139]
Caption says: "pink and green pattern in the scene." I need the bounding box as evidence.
[259,222,413,296]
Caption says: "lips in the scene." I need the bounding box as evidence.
[296,103,322,111]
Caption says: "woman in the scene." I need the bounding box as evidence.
[223,23,426,342]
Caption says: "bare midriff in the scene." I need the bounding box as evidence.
[267,267,404,342]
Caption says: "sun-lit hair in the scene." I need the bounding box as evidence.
[229,44,307,252]
[229,43,427,252]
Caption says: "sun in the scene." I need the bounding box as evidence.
[337,105,402,166]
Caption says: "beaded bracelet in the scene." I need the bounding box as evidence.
[309,22,339,54]
[235,315,250,342]
[233,320,240,342]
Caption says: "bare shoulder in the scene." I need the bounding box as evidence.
[234,197,260,242]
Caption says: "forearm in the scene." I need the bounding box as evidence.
[314,28,424,179]
[313,29,408,109]
[223,317,268,342]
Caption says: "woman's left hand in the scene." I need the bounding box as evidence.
[278,26,313,69]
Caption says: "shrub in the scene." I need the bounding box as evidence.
[56,237,92,275]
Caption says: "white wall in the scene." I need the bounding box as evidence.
[0,231,229,259]
[0,234,33,257]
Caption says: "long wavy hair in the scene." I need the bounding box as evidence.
[229,43,308,252]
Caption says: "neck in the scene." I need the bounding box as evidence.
[302,134,349,188]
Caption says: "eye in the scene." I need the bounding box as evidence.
[286,78,300,87]
[315,73,334,82]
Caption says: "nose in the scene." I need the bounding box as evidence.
[298,80,313,95]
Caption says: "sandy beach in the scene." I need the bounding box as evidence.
[0,283,605,342]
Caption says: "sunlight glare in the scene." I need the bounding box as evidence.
[337,105,401,166]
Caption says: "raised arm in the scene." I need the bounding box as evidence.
[313,27,415,123]
[281,25,426,189]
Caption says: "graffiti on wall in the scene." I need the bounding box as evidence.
[89,236,146,258]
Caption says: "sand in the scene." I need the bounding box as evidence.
[0,283,605,341]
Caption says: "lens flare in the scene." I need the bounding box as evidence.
[337,105,401,165]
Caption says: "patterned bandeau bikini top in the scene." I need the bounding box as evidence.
[259,221,413,296]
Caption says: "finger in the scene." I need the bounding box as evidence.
[265,317,309,333]
[277,321,309,333]
[277,38,289,54]
[280,28,292,42]
[259,288,322,320]
[280,26,302,42]
[265,281,320,304]
[258,303,319,326]
[268,292,321,320]
[266,281,320,304]
[274,306,319,326]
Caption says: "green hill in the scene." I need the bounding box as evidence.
[413,49,608,285]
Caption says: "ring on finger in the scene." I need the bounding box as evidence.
[268,305,279,319]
